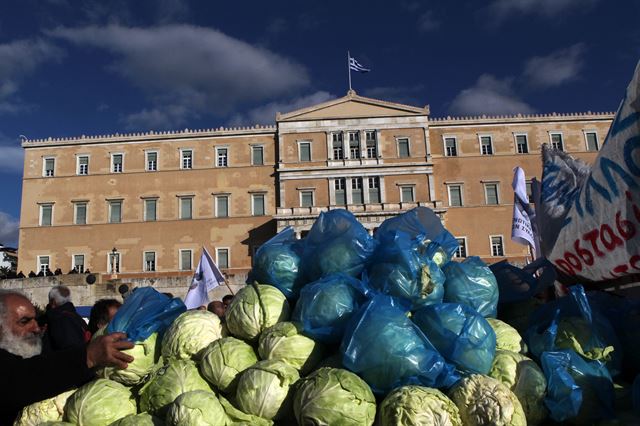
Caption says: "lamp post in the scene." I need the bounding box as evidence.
[110,247,118,276]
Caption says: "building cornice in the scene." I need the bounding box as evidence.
[429,111,615,126]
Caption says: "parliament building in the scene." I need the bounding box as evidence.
[18,91,613,282]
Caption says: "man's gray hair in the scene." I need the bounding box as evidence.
[0,289,28,324]
[49,285,72,306]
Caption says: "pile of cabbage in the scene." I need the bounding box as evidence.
[15,207,640,425]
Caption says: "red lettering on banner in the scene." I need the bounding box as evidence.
[583,229,604,257]
[600,224,624,251]
[616,211,636,240]
[574,239,594,266]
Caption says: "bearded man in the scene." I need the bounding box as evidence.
[0,289,135,424]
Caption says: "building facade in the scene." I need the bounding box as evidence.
[18,91,613,280]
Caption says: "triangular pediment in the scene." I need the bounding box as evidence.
[278,90,429,122]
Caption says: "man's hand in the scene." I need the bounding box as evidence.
[86,332,135,370]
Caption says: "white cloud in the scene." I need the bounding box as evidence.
[228,91,334,126]
[0,212,19,247]
[449,74,535,116]
[417,11,440,32]
[523,44,586,88]
[488,0,598,20]
[48,25,310,129]
[0,134,24,174]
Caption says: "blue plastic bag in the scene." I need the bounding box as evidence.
[106,287,186,342]
[489,258,556,304]
[442,257,499,318]
[367,230,445,309]
[412,303,496,375]
[248,226,305,299]
[375,207,459,262]
[292,273,367,344]
[526,285,622,377]
[301,209,376,282]
[340,294,458,395]
[541,349,614,423]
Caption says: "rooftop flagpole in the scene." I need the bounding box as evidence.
[348,51,352,91]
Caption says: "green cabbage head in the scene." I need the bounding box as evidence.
[293,367,376,426]
[109,412,164,426]
[487,318,526,354]
[64,379,137,426]
[258,322,324,374]
[165,390,228,426]
[199,336,258,394]
[489,350,548,425]
[217,394,274,426]
[555,316,614,362]
[235,359,299,420]
[161,310,225,360]
[448,374,526,426]
[138,359,212,417]
[102,332,160,385]
[226,284,290,343]
[378,385,462,426]
[13,389,75,426]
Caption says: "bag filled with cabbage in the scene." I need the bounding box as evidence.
[340,294,458,395]
[412,302,496,375]
[292,273,366,344]
[301,209,376,281]
[367,230,444,309]
[248,226,305,299]
[541,349,615,424]
[442,256,499,318]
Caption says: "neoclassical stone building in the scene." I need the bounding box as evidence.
[18,91,613,281]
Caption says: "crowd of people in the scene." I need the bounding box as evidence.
[0,284,234,424]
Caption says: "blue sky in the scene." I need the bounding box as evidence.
[0,0,638,247]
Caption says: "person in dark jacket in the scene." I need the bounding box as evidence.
[0,289,134,424]
[42,285,90,352]
[87,298,121,336]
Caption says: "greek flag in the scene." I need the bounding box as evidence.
[349,57,370,73]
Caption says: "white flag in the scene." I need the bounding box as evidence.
[184,247,225,309]
[511,167,537,255]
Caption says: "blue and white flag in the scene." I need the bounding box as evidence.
[184,247,225,309]
[511,167,537,256]
[349,57,370,73]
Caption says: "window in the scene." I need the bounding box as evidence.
[368,177,380,203]
[448,184,463,207]
[484,183,499,205]
[334,178,346,205]
[352,178,363,204]
[108,252,120,273]
[72,254,85,273]
[109,200,122,223]
[43,157,55,177]
[585,132,599,151]
[349,132,361,159]
[491,236,505,257]
[180,197,193,220]
[252,146,264,165]
[40,204,53,226]
[444,137,457,157]
[397,138,410,158]
[144,251,156,272]
[180,249,192,270]
[365,131,377,158]
[400,185,415,203]
[216,195,229,218]
[515,134,529,154]
[77,156,89,175]
[454,238,467,258]
[216,248,229,269]
[181,150,193,169]
[480,136,493,155]
[74,202,87,225]
[526,181,533,203]
[299,142,311,162]
[550,133,564,151]
[38,256,50,274]
[216,147,228,167]
[146,151,158,171]
[252,193,265,216]
[144,199,157,221]
[332,133,344,160]
[111,154,123,173]
[300,190,314,207]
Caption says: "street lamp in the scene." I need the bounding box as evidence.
[110,247,118,274]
